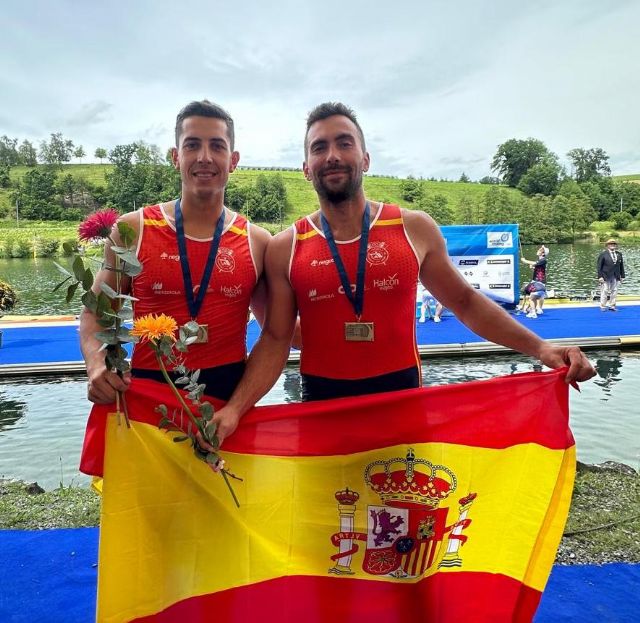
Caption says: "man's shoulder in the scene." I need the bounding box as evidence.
[247,222,272,247]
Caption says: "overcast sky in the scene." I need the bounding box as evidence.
[1,0,638,180]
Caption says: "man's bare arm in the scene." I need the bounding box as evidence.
[248,224,271,326]
[403,209,596,383]
[213,230,298,443]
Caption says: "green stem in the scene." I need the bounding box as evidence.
[153,351,200,431]
[221,470,240,508]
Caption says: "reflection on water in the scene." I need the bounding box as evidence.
[1,349,639,489]
[282,367,302,403]
[593,353,623,399]
[0,390,26,430]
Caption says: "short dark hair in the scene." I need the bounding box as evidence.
[304,102,366,157]
[175,100,235,149]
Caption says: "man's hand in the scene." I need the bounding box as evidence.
[210,405,241,447]
[87,364,131,404]
[537,344,596,384]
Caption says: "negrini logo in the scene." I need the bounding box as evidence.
[160,252,180,262]
[310,258,334,267]
[458,259,479,266]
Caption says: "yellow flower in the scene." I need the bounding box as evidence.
[130,314,178,343]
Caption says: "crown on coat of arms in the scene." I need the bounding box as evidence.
[335,487,360,506]
[364,448,457,508]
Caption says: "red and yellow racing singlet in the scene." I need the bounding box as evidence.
[290,203,421,380]
[131,204,257,371]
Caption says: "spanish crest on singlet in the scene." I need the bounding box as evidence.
[131,203,257,371]
[290,203,420,380]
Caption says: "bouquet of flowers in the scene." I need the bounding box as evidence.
[55,208,140,424]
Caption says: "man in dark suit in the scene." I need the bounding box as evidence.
[597,238,625,311]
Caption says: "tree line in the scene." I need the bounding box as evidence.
[1,131,639,241]
[398,138,640,240]
[1,134,290,226]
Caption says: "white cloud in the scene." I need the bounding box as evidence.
[0,0,638,178]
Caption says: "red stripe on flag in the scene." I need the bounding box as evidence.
[131,571,541,623]
[81,368,572,476]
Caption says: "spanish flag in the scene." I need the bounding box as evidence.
[82,368,574,622]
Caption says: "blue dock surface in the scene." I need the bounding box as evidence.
[0,527,637,622]
[1,303,639,375]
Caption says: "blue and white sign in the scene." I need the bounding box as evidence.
[440,224,519,305]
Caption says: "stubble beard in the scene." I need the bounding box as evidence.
[313,167,363,205]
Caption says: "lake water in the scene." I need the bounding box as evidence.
[1,242,639,489]
[1,241,639,315]
[1,349,639,490]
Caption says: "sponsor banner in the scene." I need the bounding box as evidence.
[441,225,519,304]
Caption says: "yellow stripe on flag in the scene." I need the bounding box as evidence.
[97,415,573,622]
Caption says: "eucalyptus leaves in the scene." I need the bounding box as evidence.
[54,209,141,423]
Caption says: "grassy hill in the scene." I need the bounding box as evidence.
[1,163,518,224]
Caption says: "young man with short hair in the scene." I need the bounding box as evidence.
[80,100,270,404]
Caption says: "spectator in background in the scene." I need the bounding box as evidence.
[524,280,547,319]
[518,245,548,312]
[522,245,549,283]
[597,238,625,311]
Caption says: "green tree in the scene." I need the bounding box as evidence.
[400,175,423,203]
[12,169,60,219]
[106,142,180,211]
[459,172,471,183]
[482,186,519,223]
[18,140,38,166]
[567,148,611,182]
[94,147,108,164]
[517,195,555,243]
[608,181,640,218]
[417,194,453,224]
[74,145,86,163]
[224,179,250,214]
[491,138,555,187]
[455,194,483,224]
[0,164,11,188]
[0,136,20,166]
[244,174,289,222]
[551,194,596,241]
[39,133,75,167]
[517,161,561,196]
[611,210,633,230]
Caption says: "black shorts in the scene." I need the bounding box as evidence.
[301,366,420,402]
[132,360,246,402]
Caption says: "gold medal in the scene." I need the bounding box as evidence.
[344,322,374,342]
[194,324,209,344]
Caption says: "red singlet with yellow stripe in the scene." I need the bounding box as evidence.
[290,203,420,380]
[131,204,257,371]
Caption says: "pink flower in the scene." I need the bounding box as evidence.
[78,209,119,242]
